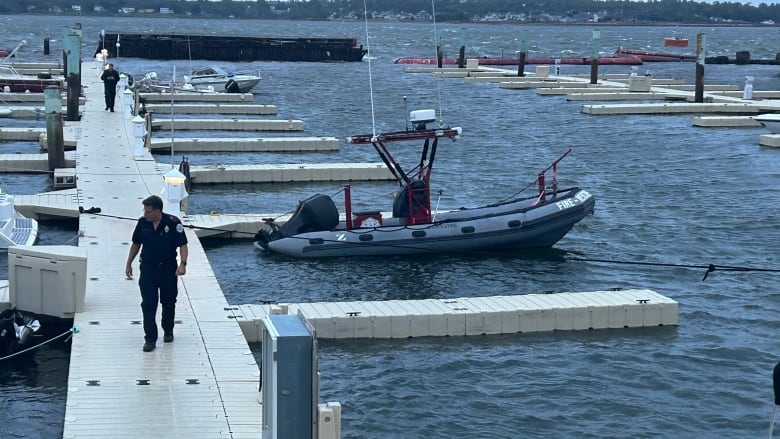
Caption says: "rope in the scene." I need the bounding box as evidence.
[567,257,780,280]
[0,326,79,362]
[79,207,780,280]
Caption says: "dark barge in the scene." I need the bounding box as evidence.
[96,32,367,62]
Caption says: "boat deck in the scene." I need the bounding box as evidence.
[62,62,262,438]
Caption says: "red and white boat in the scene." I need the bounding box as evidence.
[0,64,63,93]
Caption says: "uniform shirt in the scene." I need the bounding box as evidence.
[100,69,120,91]
[131,213,188,265]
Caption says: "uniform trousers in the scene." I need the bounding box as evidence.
[139,262,178,343]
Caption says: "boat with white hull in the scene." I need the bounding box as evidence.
[183,66,261,93]
[0,189,38,250]
[254,111,595,258]
[755,113,780,133]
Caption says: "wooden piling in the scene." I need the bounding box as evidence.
[43,38,49,55]
[590,58,599,85]
[694,33,705,103]
[517,51,526,77]
[44,86,65,171]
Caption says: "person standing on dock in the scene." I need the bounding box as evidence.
[100,63,120,112]
[124,195,188,352]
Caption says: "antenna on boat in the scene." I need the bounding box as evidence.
[187,34,192,77]
[170,65,175,168]
[362,0,377,138]
[403,96,409,131]
[431,0,445,127]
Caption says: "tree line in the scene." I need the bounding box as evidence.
[5,0,780,25]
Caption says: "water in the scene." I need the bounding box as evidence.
[2,15,780,438]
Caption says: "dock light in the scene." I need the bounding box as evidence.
[161,168,188,218]
[119,73,128,91]
[554,58,561,75]
[131,115,146,157]
[123,88,133,119]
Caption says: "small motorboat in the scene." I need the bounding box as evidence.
[664,37,689,47]
[755,113,780,134]
[254,109,595,258]
[0,64,63,93]
[0,307,41,358]
[0,188,38,250]
[183,66,261,93]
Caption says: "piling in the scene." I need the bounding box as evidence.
[43,38,49,55]
[436,43,443,69]
[590,30,600,85]
[694,33,705,103]
[62,24,82,121]
[735,50,751,65]
[517,51,526,77]
[44,86,65,171]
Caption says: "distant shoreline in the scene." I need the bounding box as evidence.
[1,13,777,28]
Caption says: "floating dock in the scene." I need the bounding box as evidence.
[98,32,368,62]
[235,289,678,341]
[59,61,263,438]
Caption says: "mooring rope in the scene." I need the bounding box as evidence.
[0,326,79,362]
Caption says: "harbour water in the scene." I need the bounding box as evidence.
[1,15,780,438]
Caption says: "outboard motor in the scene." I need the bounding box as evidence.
[0,307,41,357]
[254,194,339,250]
[225,79,240,93]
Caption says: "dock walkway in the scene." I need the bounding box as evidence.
[62,62,262,438]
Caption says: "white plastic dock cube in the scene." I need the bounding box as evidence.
[553,307,574,331]
[629,76,652,92]
[518,309,540,333]
[535,65,550,78]
[465,311,503,336]
[9,245,87,318]
[589,304,610,330]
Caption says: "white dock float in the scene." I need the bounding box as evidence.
[501,80,590,90]
[62,62,262,438]
[759,134,780,147]
[0,106,47,118]
[153,118,304,131]
[189,162,393,184]
[0,127,45,141]
[149,136,339,152]
[234,289,678,342]
[13,189,81,219]
[0,153,76,173]
[140,92,253,102]
[145,103,277,115]
[581,102,763,115]
[566,92,667,101]
[691,115,762,128]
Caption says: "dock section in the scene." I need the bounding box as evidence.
[235,289,678,342]
[62,62,262,438]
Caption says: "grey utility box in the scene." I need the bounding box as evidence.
[262,313,318,439]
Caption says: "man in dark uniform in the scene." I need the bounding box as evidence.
[124,195,188,352]
[100,63,120,112]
